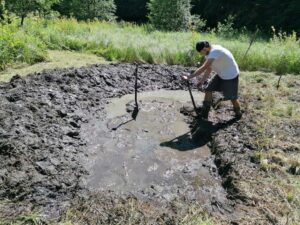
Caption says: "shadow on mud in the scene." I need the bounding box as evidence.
[160,116,240,151]
[111,105,139,130]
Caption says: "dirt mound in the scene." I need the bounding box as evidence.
[0,64,198,216]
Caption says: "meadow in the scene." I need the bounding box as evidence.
[1,18,299,75]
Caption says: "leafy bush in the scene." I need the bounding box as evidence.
[0,19,47,70]
[54,0,116,21]
[189,15,206,32]
[148,0,191,31]
[216,15,236,38]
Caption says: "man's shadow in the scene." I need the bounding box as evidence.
[160,115,239,151]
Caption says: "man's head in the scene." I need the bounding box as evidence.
[196,41,211,55]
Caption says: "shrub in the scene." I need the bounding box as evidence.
[189,15,206,32]
[216,15,236,38]
[55,0,116,21]
[0,19,47,70]
[148,0,191,31]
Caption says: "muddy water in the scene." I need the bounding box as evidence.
[106,90,203,118]
[81,90,228,207]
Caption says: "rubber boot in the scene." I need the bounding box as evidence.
[234,106,242,118]
[200,101,211,119]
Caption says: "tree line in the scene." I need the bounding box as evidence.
[1,0,299,34]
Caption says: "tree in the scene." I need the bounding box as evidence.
[191,0,300,34]
[0,0,4,21]
[280,0,300,33]
[54,0,116,21]
[5,0,59,25]
[83,0,116,21]
[148,0,191,31]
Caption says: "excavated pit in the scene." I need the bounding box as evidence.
[0,63,244,222]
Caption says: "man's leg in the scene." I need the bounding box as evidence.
[200,91,213,119]
[200,74,221,119]
[231,99,242,118]
[204,91,213,102]
[221,76,242,118]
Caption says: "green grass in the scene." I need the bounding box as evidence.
[0,50,108,82]
[241,71,300,121]
[1,18,300,75]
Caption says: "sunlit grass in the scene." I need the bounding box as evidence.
[241,71,300,223]
[6,18,298,75]
[2,18,300,74]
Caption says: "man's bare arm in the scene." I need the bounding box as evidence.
[199,67,212,84]
[188,58,214,79]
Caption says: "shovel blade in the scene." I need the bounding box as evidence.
[132,106,139,120]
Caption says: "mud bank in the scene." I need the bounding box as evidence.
[1,63,221,218]
[1,63,295,224]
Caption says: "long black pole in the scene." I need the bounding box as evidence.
[134,64,138,108]
[186,81,199,116]
[243,28,258,61]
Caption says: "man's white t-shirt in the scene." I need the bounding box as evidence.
[206,45,239,80]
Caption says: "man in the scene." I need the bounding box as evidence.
[182,41,242,119]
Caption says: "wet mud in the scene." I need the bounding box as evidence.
[81,92,230,212]
[0,63,291,224]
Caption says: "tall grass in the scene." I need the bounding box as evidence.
[1,18,300,74]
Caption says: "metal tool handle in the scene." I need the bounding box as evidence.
[186,80,199,116]
[134,64,138,108]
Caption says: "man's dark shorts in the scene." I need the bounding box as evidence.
[204,74,239,100]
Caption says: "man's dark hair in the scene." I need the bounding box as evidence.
[196,41,210,52]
